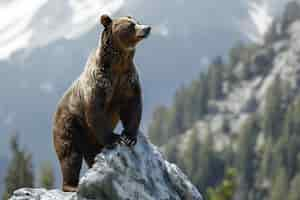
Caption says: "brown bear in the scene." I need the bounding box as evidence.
[52,14,151,192]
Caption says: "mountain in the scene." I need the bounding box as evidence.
[148,1,300,199]
[0,2,252,197]
[9,134,202,200]
[0,0,247,164]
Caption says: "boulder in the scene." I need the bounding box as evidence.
[10,134,202,200]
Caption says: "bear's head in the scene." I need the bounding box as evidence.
[100,15,151,51]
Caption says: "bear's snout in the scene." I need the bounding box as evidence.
[136,25,151,39]
[143,26,151,38]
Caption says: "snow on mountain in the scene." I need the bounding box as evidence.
[0,0,124,59]
[239,0,291,44]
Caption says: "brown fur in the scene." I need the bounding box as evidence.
[52,15,150,192]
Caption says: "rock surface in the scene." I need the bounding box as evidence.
[10,134,202,200]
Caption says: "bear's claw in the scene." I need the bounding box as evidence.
[120,135,137,147]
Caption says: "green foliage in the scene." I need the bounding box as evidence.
[169,86,187,135]
[262,77,284,139]
[228,42,257,67]
[269,168,289,200]
[148,44,261,147]
[180,132,226,192]
[148,106,170,146]
[39,161,55,189]
[275,98,300,179]
[257,96,300,200]
[2,134,34,200]
[259,137,274,179]
[148,56,224,146]
[182,128,201,177]
[236,116,259,191]
[207,57,224,100]
[207,168,237,200]
[227,42,259,82]
[196,134,225,190]
[148,39,300,200]
[222,117,231,134]
[288,173,300,200]
[164,140,180,164]
[148,70,211,145]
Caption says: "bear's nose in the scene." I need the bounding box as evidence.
[144,26,151,36]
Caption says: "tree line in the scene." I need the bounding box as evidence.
[2,134,55,200]
[148,41,300,200]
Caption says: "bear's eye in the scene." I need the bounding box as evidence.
[128,23,135,30]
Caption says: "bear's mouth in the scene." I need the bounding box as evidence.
[137,34,149,39]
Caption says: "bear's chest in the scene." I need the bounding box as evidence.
[94,69,139,103]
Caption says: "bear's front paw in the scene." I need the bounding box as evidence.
[121,136,137,147]
[124,136,137,147]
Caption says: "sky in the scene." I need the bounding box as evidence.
[0,0,293,185]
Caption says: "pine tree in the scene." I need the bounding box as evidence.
[269,168,289,200]
[188,72,209,122]
[259,137,274,179]
[2,134,34,200]
[164,141,180,164]
[235,116,259,198]
[275,99,300,179]
[182,127,201,177]
[39,161,55,189]
[229,42,244,67]
[222,117,231,134]
[208,56,224,100]
[148,106,170,146]
[207,168,237,200]
[196,133,225,191]
[169,86,187,135]
[197,73,209,118]
[288,173,300,200]
[262,77,284,139]
[286,98,300,178]
[182,85,196,130]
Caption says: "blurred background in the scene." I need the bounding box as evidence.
[1,0,300,200]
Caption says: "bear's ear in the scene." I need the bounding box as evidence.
[101,14,112,28]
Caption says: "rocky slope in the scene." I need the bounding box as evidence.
[164,0,300,153]
[9,134,202,200]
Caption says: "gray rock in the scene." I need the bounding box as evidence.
[10,134,202,200]
[78,134,202,200]
[10,188,76,200]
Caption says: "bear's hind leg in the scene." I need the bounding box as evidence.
[53,119,83,192]
[60,150,82,192]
